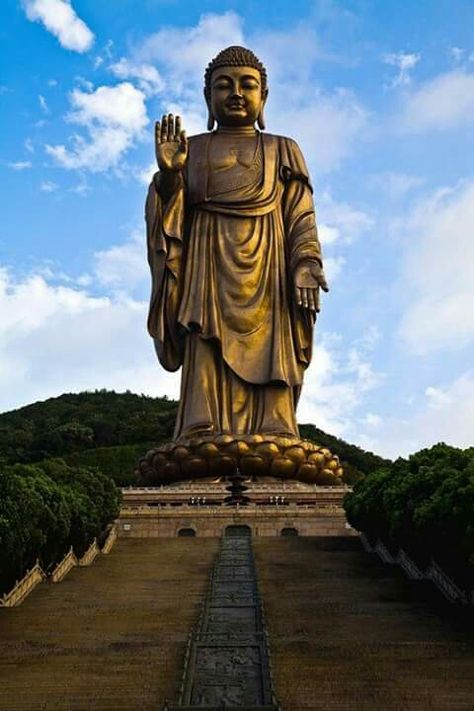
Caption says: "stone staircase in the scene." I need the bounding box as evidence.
[254,537,474,710]
[1,535,473,710]
[0,539,218,710]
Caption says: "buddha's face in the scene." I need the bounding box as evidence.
[209,65,267,127]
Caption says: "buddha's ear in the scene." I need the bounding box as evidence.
[204,90,215,131]
[207,110,216,131]
[257,88,268,130]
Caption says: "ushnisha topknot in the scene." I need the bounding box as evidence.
[204,45,268,99]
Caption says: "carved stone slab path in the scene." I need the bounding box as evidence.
[167,530,279,710]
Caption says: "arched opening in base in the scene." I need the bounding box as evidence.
[177,528,196,537]
[224,524,252,537]
[281,527,299,536]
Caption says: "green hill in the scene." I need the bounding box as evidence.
[0,390,387,485]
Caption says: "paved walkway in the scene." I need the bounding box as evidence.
[254,537,474,710]
[168,533,278,709]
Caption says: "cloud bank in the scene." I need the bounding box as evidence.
[46,82,149,171]
[23,0,95,53]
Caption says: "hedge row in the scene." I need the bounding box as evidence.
[344,444,474,588]
[0,459,121,595]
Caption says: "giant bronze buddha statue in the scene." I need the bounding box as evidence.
[139,46,342,486]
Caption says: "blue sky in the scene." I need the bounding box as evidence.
[1,0,473,457]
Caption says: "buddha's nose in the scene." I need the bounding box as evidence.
[229,92,244,105]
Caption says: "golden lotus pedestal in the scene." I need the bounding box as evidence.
[137,433,343,487]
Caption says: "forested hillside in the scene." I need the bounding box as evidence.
[0,390,386,485]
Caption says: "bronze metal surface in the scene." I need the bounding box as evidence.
[145,46,332,485]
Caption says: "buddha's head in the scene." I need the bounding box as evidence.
[204,46,268,130]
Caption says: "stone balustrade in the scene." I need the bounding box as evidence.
[361,534,472,604]
[0,524,118,608]
[78,539,100,567]
[50,547,78,583]
[1,561,47,608]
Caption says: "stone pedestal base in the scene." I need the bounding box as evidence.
[136,433,343,486]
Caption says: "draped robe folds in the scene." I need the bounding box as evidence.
[145,132,323,440]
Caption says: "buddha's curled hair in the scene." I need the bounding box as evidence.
[204,46,268,99]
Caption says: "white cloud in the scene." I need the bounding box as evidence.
[74,76,94,92]
[38,94,50,113]
[7,161,32,170]
[250,23,368,173]
[318,224,339,246]
[383,51,420,87]
[93,39,114,70]
[131,12,244,140]
[361,371,474,458]
[322,255,345,282]
[449,47,465,63]
[425,385,451,409]
[137,11,244,86]
[399,69,474,131]
[268,87,368,174]
[399,181,474,353]
[93,229,148,291]
[317,191,373,245]
[0,266,178,413]
[136,161,157,186]
[123,12,368,175]
[311,193,372,285]
[253,22,322,87]
[70,179,91,196]
[25,138,35,153]
[109,58,165,96]
[40,180,58,192]
[361,413,382,427]
[369,171,424,199]
[23,0,94,53]
[298,330,380,437]
[46,82,149,172]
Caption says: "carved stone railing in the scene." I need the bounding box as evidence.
[0,561,47,608]
[359,532,373,552]
[78,538,100,567]
[102,524,118,554]
[50,547,78,583]
[426,560,468,604]
[361,536,472,604]
[123,484,350,492]
[1,525,119,608]
[374,539,395,564]
[396,548,425,580]
[119,503,346,517]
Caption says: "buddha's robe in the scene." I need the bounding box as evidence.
[145,132,322,439]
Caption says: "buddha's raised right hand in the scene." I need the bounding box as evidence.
[155,113,188,172]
